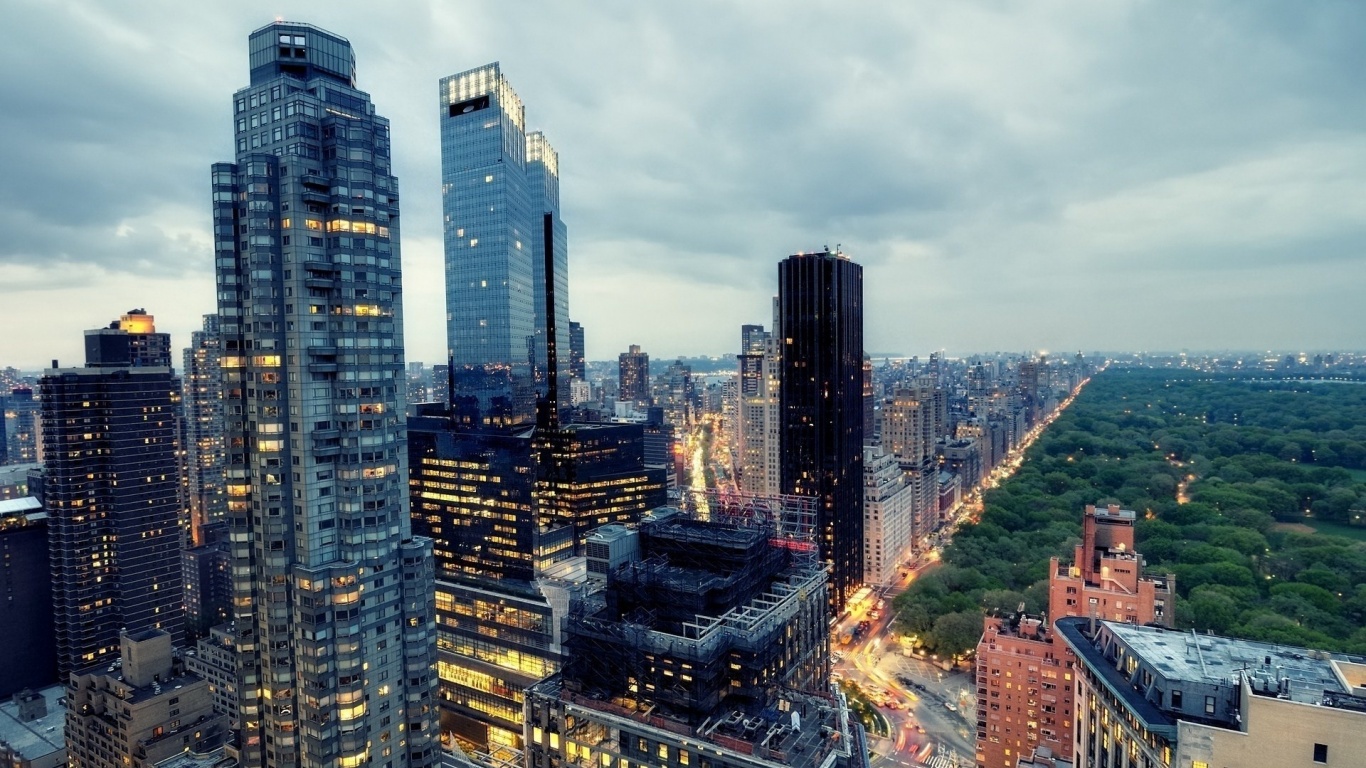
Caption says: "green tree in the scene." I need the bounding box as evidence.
[929,611,985,658]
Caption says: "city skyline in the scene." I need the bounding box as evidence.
[4,2,1366,369]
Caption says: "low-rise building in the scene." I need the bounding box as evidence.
[1058,616,1366,768]
[66,630,227,768]
[976,505,1173,768]
[0,686,67,768]
[184,625,237,730]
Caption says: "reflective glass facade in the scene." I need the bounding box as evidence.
[440,64,568,425]
[212,21,437,768]
[778,251,864,612]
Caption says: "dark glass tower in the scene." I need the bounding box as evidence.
[41,314,185,676]
[778,250,864,611]
[211,21,437,768]
[440,64,569,426]
[568,320,585,380]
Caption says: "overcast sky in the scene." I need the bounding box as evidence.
[3,1,1364,370]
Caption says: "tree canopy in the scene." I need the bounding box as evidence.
[893,369,1366,654]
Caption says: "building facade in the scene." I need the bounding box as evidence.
[66,630,227,768]
[778,250,864,610]
[861,446,915,587]
[211,21,437,768]
[183,314,228,537]
[440,63,568,425]
[1058,617,1366,768]
[975,505,1175,768]
[568,321,585,380]
[525,512,866,768]
[41,315,185,677]
[7,388,39,465]
[0,497,57,696]
[617,345,650,405]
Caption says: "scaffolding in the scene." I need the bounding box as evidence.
[678,489,819,568]
[561,516,828,722]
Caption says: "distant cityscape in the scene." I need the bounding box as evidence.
[2,17,1366,768]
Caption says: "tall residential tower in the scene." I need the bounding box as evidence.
[211,21,437,768]
[41,313,184,676]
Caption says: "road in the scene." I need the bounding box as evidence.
[833,555,976,768]
[832,378,1094,768]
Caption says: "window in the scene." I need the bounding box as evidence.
[1204,695,1215,715]
[1170,690,1182,710]
[1314,743,1328,764]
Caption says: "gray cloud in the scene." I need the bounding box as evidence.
[2,0,1364,369]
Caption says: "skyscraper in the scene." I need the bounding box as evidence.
[440,63,568,426]
[779,250,864,610]
[183,314,227,538]
[42,313,184,676]
[567,320,585,380]
[211,22,437,768]
[6,388,38,465]
[617,344,649,404]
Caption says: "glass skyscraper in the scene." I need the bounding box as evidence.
[439,64,568,426]
[778,250,865,611]
[211,21,437,768]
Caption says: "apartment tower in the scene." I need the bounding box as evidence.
[211,21,437,768]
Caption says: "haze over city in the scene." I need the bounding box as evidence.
[3,0,1364,369]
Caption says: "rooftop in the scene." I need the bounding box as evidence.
[1106,621,1348,705]
[531,676,854,768]
[1057,617,1366,733]
[0,686,66,759]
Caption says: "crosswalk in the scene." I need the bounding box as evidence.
[923,746,968,768]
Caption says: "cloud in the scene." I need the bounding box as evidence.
[2,0,1364,368]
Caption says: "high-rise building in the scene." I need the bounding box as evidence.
[183,314,227,538]
[1058,617,1366,768]
[778,250,864,610]
[66,629,228,768]
[0,397,7,465]
[534,422,668,543]
[409,415,566,751]
[409,408,651,752]
[974,505,1175,768]
[881,386,939,546]
[525,511,866,768]
[183,521,232,634]
[41,315,185,677]
[6,388,38,465]
[211,21,437,768]
[617,344,650,405]
[568,320,585,380]
[440,63,568,426]
[861,446,914,587]
[0,497,57,697]
[186,623,241,731]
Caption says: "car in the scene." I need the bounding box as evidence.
[945,703,957,712]
[869,610,881,620]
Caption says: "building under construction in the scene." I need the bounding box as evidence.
[526,510,866,768]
